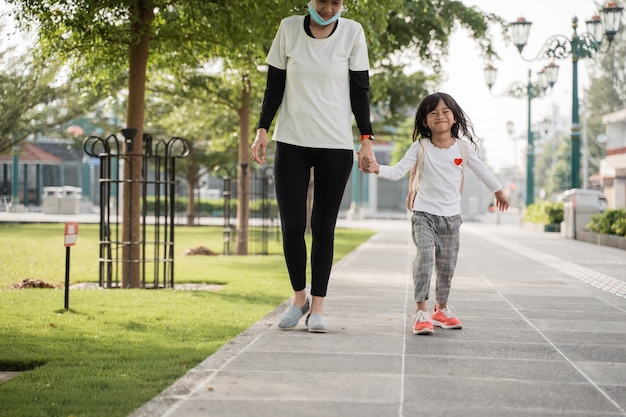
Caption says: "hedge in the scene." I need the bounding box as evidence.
[587,208,626,237]
[523,201,564,225]
[142,197,279,218]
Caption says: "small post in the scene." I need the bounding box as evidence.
[65,246,71,310]
[64,222,79,311]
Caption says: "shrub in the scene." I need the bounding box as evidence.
[524,201,564,225]
[587,209,626,236]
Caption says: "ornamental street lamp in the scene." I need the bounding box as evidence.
[508,2,623,190]
[484,63,559,205]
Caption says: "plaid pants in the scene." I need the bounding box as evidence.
[411,211,462,304]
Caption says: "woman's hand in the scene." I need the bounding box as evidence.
[357,139,375,172]
[251,129,269,164]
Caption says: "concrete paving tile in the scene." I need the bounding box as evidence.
[155,370,218,397]
[403,356,587,382]
[459,316,536,330]
[541,331,626,346]
[439,290,505,302]
[404,327,548,344]
[168,400,399,417]
[455,310,526,320]
[403,339,562,361]
[128,396,185,417]
[496,287,595,297]
[323,300,405,315]
[190,370,401,403]
[225,351,402,375]
[327,318,405,337]
[519,309,626,321]
[443,279,493,291]
[403,377,621,414]
[248,332,405,355]
[496,278,580,287]
[575,362,626,385]
[601,386,626,411]
[555,344,626,363]
[506,296,616,310]
[400,406,624,417]
[528,318,626,333]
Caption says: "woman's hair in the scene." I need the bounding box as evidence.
[412,92,478,148]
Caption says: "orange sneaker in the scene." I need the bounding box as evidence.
[432,305,463,329]
[412,310,434,335]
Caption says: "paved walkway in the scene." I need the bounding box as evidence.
[127,212,626,417]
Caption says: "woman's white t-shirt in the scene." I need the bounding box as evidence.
[266,15,370,150]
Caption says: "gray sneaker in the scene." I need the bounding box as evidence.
[278,298,310,330]
[305,313,328,333]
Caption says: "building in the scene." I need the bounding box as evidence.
[598,108,626,208]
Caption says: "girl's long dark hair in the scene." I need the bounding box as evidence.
[412,92,478,149]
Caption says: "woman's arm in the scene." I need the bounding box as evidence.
[257,65,286,131]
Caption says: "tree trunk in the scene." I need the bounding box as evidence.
[122,3,154,288]
[236,72,251,255]
[187,173,197,226]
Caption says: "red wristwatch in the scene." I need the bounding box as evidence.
[359,134,374,141]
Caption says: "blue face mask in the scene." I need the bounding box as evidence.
[308,1,342,26]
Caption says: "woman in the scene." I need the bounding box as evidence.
[251,0,375,333]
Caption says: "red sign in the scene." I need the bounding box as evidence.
[64,222,79,247]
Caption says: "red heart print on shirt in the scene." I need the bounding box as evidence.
[454,158,463,166]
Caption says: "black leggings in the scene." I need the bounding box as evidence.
[274,142,354,297]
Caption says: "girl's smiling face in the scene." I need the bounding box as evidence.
[425,99,456,136]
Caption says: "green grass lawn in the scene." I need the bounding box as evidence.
[0,223,375,417]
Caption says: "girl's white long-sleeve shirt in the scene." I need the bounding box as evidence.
[378,139,502,217]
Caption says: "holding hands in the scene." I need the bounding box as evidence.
[360,154,379,174]
[358,140,379,174]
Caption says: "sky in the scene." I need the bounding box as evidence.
[437,0,613,172]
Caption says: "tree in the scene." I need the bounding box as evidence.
[146,70,240,225]
[0,45,103,152]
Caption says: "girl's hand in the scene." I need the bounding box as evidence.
[251,129,268,164]
[494,190,509,211]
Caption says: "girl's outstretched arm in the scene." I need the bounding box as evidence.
[377,141,421,181]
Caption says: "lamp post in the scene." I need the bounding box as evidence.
[484,63,559,205]
[508,2,623,190]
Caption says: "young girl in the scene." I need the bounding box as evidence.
[362,92,509,335]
